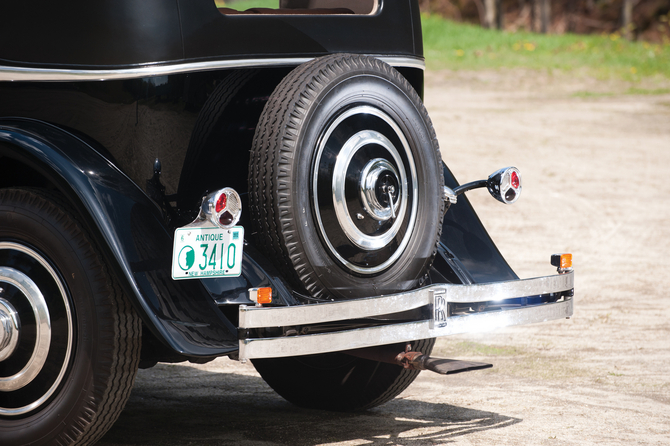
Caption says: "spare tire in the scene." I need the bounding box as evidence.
[249,54,444,300]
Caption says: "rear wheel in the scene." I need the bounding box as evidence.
[0,188,141,445]
[252,339,435,411]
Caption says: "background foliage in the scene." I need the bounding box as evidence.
[419,0,670,43]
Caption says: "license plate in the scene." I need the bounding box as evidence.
[171,226,244,280]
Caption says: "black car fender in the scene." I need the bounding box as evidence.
[0,118,239,357]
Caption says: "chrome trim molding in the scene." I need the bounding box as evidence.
[239,271,574,329]
[378,56,426,70]
[0,56,425,82]
[239,298,573,360]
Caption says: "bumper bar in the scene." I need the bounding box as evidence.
[238,271,573,361]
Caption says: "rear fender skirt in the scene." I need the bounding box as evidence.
[0,118,239,356]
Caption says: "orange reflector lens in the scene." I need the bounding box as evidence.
[257,287,272,304]
[560,254,572,269]
[551,253,572,269]
[250,287,272,304]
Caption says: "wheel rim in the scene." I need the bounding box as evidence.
[312,105,419,275]
[0,242,74,417]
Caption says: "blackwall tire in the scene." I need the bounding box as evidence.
[178,69,260,213]
[0,188,141,446]
[252,338,435,411]
[249,54,444,300]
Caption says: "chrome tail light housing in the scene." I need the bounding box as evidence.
[199,188,242,229]
[487,167,522,205]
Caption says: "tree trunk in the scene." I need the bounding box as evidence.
[485,0,496,29]
[540,0,550,34]
[496,0,504,30]
[622,0,638,40]
[530,0,536,32]
[471,0,488,27]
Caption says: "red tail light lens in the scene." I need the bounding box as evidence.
[511,171,520,189]
[219,211,234,227]
[215,193,227,213]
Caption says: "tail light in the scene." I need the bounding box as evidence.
[201,188,242,229]
[487,167,522,204]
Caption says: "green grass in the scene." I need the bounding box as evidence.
[215,0,277,9]
[422,13,670,79]
[573,87,670,97]
[626,87,670,94]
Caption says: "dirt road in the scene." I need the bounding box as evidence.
[99,70,670,445]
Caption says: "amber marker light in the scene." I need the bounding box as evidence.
[249,287,273,306]
[551,253,573,273]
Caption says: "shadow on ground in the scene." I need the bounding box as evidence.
[99,365,520,445]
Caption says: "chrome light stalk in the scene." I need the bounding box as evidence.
[445,167,522,209]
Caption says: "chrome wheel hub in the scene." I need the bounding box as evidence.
[360,158,402,222]
[0,242,73,416]
[0,294,20,362]
[0,267,51,392]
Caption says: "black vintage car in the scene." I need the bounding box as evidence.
[0,1,574,444]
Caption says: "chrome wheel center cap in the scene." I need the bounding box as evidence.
[360,158,401,222]
[0,266,51,393]
[0,295,20,362]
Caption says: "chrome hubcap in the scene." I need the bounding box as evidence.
[0,242,73,416]
[360,158,402,223]
[0,267,51,393]
[0,295,20,362]
[332,131,408,251]
[312,106,418,274]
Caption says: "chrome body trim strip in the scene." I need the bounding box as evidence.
[239,297,573,360]
[239,271,574,329]
[378,56,425,70]
[0,56,425,82]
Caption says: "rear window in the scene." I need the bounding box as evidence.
[216,0,378,15]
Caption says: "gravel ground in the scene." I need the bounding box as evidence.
[98,70,670,446]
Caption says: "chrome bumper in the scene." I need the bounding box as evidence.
[238,271,574,361]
